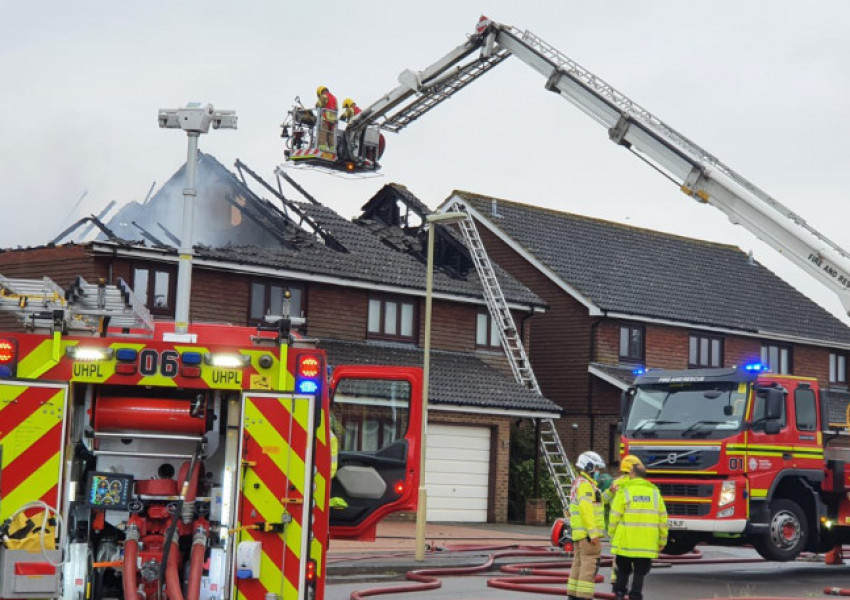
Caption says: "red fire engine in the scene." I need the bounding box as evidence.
[621,366,850,561]
[0,274,421,600]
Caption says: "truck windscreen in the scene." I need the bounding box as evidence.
[626,381,748,439]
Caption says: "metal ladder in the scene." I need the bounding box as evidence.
[0,274,154,334]
[378,49,511,133]
[445,202,575,512]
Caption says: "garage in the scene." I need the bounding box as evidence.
[425,423,491,522]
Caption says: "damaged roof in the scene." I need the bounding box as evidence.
[452,191,850,345]
[84,156,543,307]
[322,338,561,414]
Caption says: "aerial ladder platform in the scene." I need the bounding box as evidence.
[288,15,850,512]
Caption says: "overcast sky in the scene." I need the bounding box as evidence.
[2,2,849,324]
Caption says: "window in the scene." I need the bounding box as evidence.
[367,296,415,340]
[249,281,304,322]
[476,312,501,348]
[761,343,792,374]
[794,387,817,431]
[830,352,847,384]
[689,334,723,368]
[332,379,411,452]
[132,265,176,316]
[751,389,787,429]
[619,325,645,364]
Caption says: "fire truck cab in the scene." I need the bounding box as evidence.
[622,365,850,561]
[0,276,421,600]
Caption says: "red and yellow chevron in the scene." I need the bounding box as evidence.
[237,393,320,600]
[0,382,67,521]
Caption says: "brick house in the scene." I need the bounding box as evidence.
[0,155,561,523]
[443,191,850,467]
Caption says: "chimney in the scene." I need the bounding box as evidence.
[491,199,501,218]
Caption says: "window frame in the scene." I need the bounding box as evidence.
[761,343,793,375]
[618,324,645,364]
[688,333,724,368]
[367,295,417,342]
[830,352,847,385]
[131,263,177,317]
[475,311,502,349]
[248,280,306,325]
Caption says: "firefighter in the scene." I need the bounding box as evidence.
[608,462,668,600]
[602,454,644,590]
[340,98,362,123]
[566,450,606,600]
[316,85,338,152]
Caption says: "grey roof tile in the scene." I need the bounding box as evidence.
[456,191,850,345]
[321,338,561,413]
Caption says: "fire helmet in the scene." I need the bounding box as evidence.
[317,85,328,96]
[619,454,643,474]
[342,98,354,108]
[576,450,606,474]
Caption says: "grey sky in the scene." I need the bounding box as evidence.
[2,2,849,324]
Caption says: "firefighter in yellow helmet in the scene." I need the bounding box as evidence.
[602,454,644,589]
[315,85,338,152]
[340,98,362,123]
[608,461,668,600]
[566,450,606,600]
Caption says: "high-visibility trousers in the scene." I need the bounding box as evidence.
[567,538,601,599]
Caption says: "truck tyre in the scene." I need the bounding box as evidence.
[753,498,808,561]
[662,532,698,556]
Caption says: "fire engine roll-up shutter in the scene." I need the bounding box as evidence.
[0,382,67,521]
[425,424,490,523]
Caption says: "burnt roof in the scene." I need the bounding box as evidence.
[454,191,850,345]
[321,338,561,414]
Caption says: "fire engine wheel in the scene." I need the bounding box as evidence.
[662,532,698,556]
[753,498,808,562]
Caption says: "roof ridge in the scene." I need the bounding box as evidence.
[451,189,743,252]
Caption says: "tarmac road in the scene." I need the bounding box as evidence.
[326,521,850,600]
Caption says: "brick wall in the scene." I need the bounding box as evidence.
[477,226,590,412]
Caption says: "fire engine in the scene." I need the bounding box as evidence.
[280,15,850,561]
[0,274,422,600]
[622,367,850,561]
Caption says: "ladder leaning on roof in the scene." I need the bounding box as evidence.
[444,200,576,514]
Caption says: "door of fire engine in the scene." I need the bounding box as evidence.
[746,386,789,498]
[329,366,422,540]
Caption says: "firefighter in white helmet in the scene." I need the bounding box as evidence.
[566,450,607,600]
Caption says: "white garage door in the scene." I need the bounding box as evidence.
[425,424,491,522]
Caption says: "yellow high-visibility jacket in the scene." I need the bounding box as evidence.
[568,472,605,541]
[608,477,668,558]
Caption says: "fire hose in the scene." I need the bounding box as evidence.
[345,542,821,600]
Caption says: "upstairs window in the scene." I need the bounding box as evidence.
[249,281,304,323]
[830,352,847,384]
[368,296,416,341]
[476,312,501,348]
[761,343,792,374]
[133,266,176,317]
[689,334,723,368]
[619,325,645,364]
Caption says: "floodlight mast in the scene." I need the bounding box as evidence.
[158,103,237,335]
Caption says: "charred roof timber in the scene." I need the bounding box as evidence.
[235,160,347,253]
